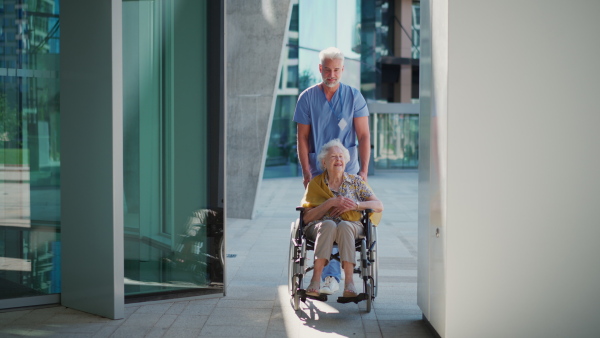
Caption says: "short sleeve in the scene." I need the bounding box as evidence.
[354,176,374,201]
[293,89,311,125]
[352,88,369,118]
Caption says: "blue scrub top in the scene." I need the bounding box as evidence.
[293,83,369,176]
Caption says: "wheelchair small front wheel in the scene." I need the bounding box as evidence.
[365,281,373,313]
[292,275,302,311]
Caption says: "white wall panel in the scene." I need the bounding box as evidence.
[421,1,600,336]
[418,0,448,333]
[417,0,432,319]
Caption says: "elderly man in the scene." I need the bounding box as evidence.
[293,46,371,296]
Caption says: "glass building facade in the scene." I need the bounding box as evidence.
[264,0,421,176]
[0,0,61,305]
[362,0,421,170]
[1,0,224,312]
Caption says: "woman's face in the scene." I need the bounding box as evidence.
[323,146,346,174]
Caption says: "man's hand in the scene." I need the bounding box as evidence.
[302,171,312,189]
[354,116,371,183]
[297,123,312,189]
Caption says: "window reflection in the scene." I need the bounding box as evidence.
[123,0,222,299]
[0,0,61,303]
[264,3,300,179]
[372,113,419,169]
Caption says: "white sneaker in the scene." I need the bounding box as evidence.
[320,276,339,295]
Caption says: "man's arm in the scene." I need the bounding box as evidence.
[354,116,371,181]
[297,123,312,188]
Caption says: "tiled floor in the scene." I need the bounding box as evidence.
[0,170,434,337]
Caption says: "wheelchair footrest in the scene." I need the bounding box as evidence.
[306,294,328,302]
[336,293,368,304]
[297,289,328,302]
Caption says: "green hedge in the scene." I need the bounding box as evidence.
[0,148,28,165]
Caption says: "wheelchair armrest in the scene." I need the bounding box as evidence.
[362,209,373,221]
[361,209,374,244]
[296,207,307,231]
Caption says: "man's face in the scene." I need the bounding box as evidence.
[319,58,344,88]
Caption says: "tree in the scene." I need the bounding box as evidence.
[0,95,19,146]
[298,69,318,93]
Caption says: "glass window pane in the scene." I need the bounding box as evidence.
[264,96,299,179]
[372,113,419,169]
[0,0,61,302]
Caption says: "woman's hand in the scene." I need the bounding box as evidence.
[303,196,357,223]
[328,196,357,218]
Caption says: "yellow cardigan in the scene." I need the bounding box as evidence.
[301,173,382,225]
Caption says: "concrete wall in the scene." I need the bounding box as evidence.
[419,1,600,337]
[225,0,291,219]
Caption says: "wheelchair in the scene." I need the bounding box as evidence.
[288,207,378,312]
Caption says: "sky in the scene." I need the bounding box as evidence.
[299,0,362,89]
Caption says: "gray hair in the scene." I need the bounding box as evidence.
[319,47,344,65]
[317,139,350,171]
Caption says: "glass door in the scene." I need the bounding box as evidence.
[122,0,223,300]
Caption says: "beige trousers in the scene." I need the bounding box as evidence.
[305,220,363,264]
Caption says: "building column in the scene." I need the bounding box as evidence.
[60,0,124,319]
[225,0,291,219]
[395,0,414,103]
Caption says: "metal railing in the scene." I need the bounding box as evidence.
[368,102,419,170]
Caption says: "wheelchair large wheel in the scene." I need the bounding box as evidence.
[370,227,378,298]
[360,238,368,279]
[288,220,304,311]
[219,236,225,268]
[287,222,296,295]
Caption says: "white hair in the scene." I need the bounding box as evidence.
[319,47,344,65]
[317,139,350,170]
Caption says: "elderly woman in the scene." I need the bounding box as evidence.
[301,139,383,298]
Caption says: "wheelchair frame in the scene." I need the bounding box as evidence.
[288,207,378,312]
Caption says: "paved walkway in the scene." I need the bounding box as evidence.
[0,170,433,337]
